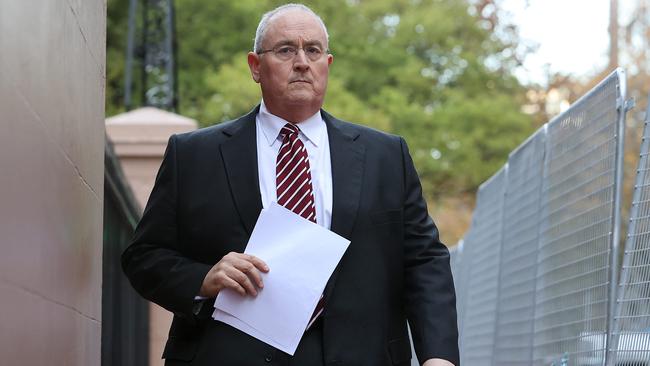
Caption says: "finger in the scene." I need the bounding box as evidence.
[248,268,264,289]
[229,253,268,272]
[246,254,269,272]
[233,260,265,288]
[228,267,258,296]
[236,261,264,288]
[221,276,246,296]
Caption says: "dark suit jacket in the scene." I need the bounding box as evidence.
[122,106,459,366]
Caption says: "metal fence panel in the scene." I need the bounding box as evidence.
[612,98,650,365]
[460,168,507,365]
[533,72,622,366]
[493,130,546,365]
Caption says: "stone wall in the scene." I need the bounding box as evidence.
[0,1,106,364]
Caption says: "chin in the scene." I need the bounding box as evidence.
[285,92,317,105]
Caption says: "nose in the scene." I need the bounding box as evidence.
[293,48,310,72]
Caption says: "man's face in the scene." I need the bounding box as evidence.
[248,10,333,120]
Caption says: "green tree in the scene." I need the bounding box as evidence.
[106,0,534,202]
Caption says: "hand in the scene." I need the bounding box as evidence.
[199,252,269,298]
[422,359,455,366]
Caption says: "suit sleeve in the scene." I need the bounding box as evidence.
[121,135,212,320]
[399,137,460,365]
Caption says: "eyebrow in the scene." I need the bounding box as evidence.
[271,39,325,48]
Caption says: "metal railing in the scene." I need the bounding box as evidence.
[102,137,149,366]
[454,69,630,366]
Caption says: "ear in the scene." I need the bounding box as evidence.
[247,52,261,83]
[327,53,333,66]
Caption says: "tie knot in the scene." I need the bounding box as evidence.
[280,123,300,138]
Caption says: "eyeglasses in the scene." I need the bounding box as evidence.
[257,45,329,62]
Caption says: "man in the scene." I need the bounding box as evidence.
[122,4,459,366]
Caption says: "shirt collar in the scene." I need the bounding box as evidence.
[258,100,325,147]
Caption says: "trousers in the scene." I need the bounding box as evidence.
[272,318,325,366]
[165,306,325,366]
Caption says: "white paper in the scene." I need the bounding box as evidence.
[212,202,350,355]
[212,309,290,351]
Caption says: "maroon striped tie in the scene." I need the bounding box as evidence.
[276,123,324,328]
[276,123,317,221]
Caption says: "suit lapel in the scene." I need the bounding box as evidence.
[219,107,263,235]
[322,111,365,299]
[218,107,364,297]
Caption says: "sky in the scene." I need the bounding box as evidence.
[500,0,626,86]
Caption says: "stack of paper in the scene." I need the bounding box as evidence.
[213,202,350,355]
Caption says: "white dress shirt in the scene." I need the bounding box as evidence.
[194,103,334,301]
[256,101,333,229]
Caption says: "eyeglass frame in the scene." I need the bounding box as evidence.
[256,43,332,62]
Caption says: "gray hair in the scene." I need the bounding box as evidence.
[253,4,329,53]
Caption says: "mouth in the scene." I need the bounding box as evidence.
[290,80,311,84]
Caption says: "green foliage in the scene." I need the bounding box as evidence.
[195,53,261,125]
[106,0,130,117]
[106,0,534,199]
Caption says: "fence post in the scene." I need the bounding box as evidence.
[605,68,628,366]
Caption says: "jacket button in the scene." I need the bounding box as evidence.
[265,353,273,362]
